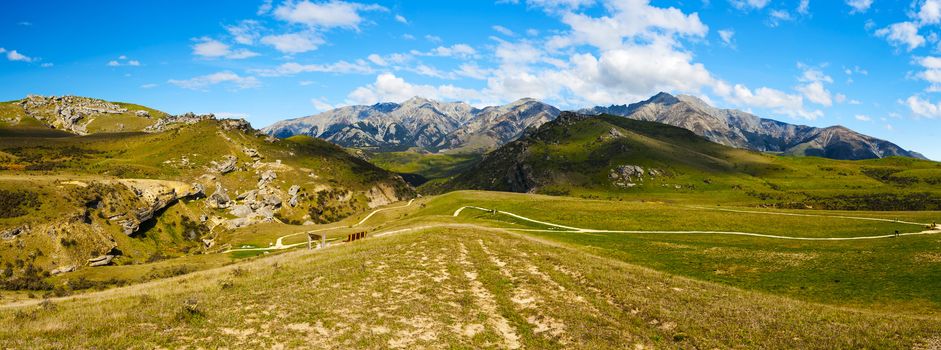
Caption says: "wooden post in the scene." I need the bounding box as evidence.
[306,233,312,250]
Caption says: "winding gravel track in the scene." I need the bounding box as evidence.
[224,199,415,253]
[452,206,941,241]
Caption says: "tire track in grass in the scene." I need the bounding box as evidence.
[457,242,522,349]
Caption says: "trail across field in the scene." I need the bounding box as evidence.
[223,199,415,253]
[452,206,941,241]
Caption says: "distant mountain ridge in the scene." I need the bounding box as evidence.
[265,93,921,161]
[262,97,560,153]
[580,92,924,160]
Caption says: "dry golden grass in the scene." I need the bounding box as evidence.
[1,226,939,349]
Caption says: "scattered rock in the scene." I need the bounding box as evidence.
[87,255,115,267]
[207,182,231,209]
[243,148,262,160]
[257,170,277,188]
[50,265,75,275]
[609,165,664,188]
[220,118,253,132]
[215,155,238,174]
[230,205,254,218]
[144,112,214,132]
[0,226,28,240]
[19,95,127,134]
[135,110,151,118]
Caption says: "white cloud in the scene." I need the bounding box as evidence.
[730,0,771,10]
[261,32,324,54]
[412,44,477,59]
[493,25,516,36]
[854,114,872,121]
[402,34,416,40]
[918,0,941,25]
[108,56,142,67]
[6,49,32,62]
[875,22,926,51]
[40,63,53,68]
[547,1,708,51]
[718,29,735,47]
[347,73,484,104]
[846,0,873,13]
[768,10,794,27]
[797,81,833,106]
[395,15,408,24]
[273,0,387,30]
[367,54,387,66]
[140,83,158,89]
[168,71,261,90]
[253,60,373,77]
[193,37,259,59]
[915,56,941,91]
[311,98,338,111]
[526,28,540,36]
[107,60,120,67]
[500,0,597,11]
[717,82,823,120]
[425,35,443,43]
[906,95,941,118]
[798,0,810,15]
[226,20,264,45]
[258,0,273,15]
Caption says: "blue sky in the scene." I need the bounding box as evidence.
[1,0,940,159]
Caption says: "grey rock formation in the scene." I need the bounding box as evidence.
[207,183,231,209]
[135,110,151,118]
[0,226,28,240]
[609,165,663,188]
[257,170,277,188]
[50,265,75,275]
[215,155,238,174]
[19,95,128,134]
[144,112,215,132]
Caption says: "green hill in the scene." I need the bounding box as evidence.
[0,111,413,286]
[440,112,941,210]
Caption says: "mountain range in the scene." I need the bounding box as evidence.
[262,97,560,153]
[264,93,923,161]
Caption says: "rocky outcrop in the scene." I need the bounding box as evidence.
[50,265,75,275]
[214,155,238,174]
[144,112,215,132]
[115,180,203,236]
[609,165,663,188]
[135,110,151,118]
[207,182,231,209]
[19,95,128,134]
[0,225,28,240]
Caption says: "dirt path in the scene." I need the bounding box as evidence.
[453,206,941,241]
[224,199,415,253]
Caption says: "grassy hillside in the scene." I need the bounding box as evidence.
[440,113,941,210]
[2,225,940,349]
[0,118,413,286]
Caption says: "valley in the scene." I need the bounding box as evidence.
[1,95,940,349]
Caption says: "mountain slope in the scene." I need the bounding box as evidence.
[0,108,413,279]
[262,97,560,152]
[441,112,941,209]
[1,95,170,134]
[582,92,922,160]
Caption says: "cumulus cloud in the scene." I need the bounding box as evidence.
[225,20,264,45]
[918,0,941,25]
[107,56,142,67]
[906,95,941,118]
[272,0,387,30]
[855,114,872,121]
[876,22,926,51]
[730,0,771,10]
[716,82,823,120]
[492,25,516,36]
[5,49,32,62]
[412,44,477,59]
[846,0,873,13]
[261,32,324,54]
[193,37,259,59]
[718,29,735,47]
[347,73,484,104]
[168,71,261,90]
[395,14,408,24]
